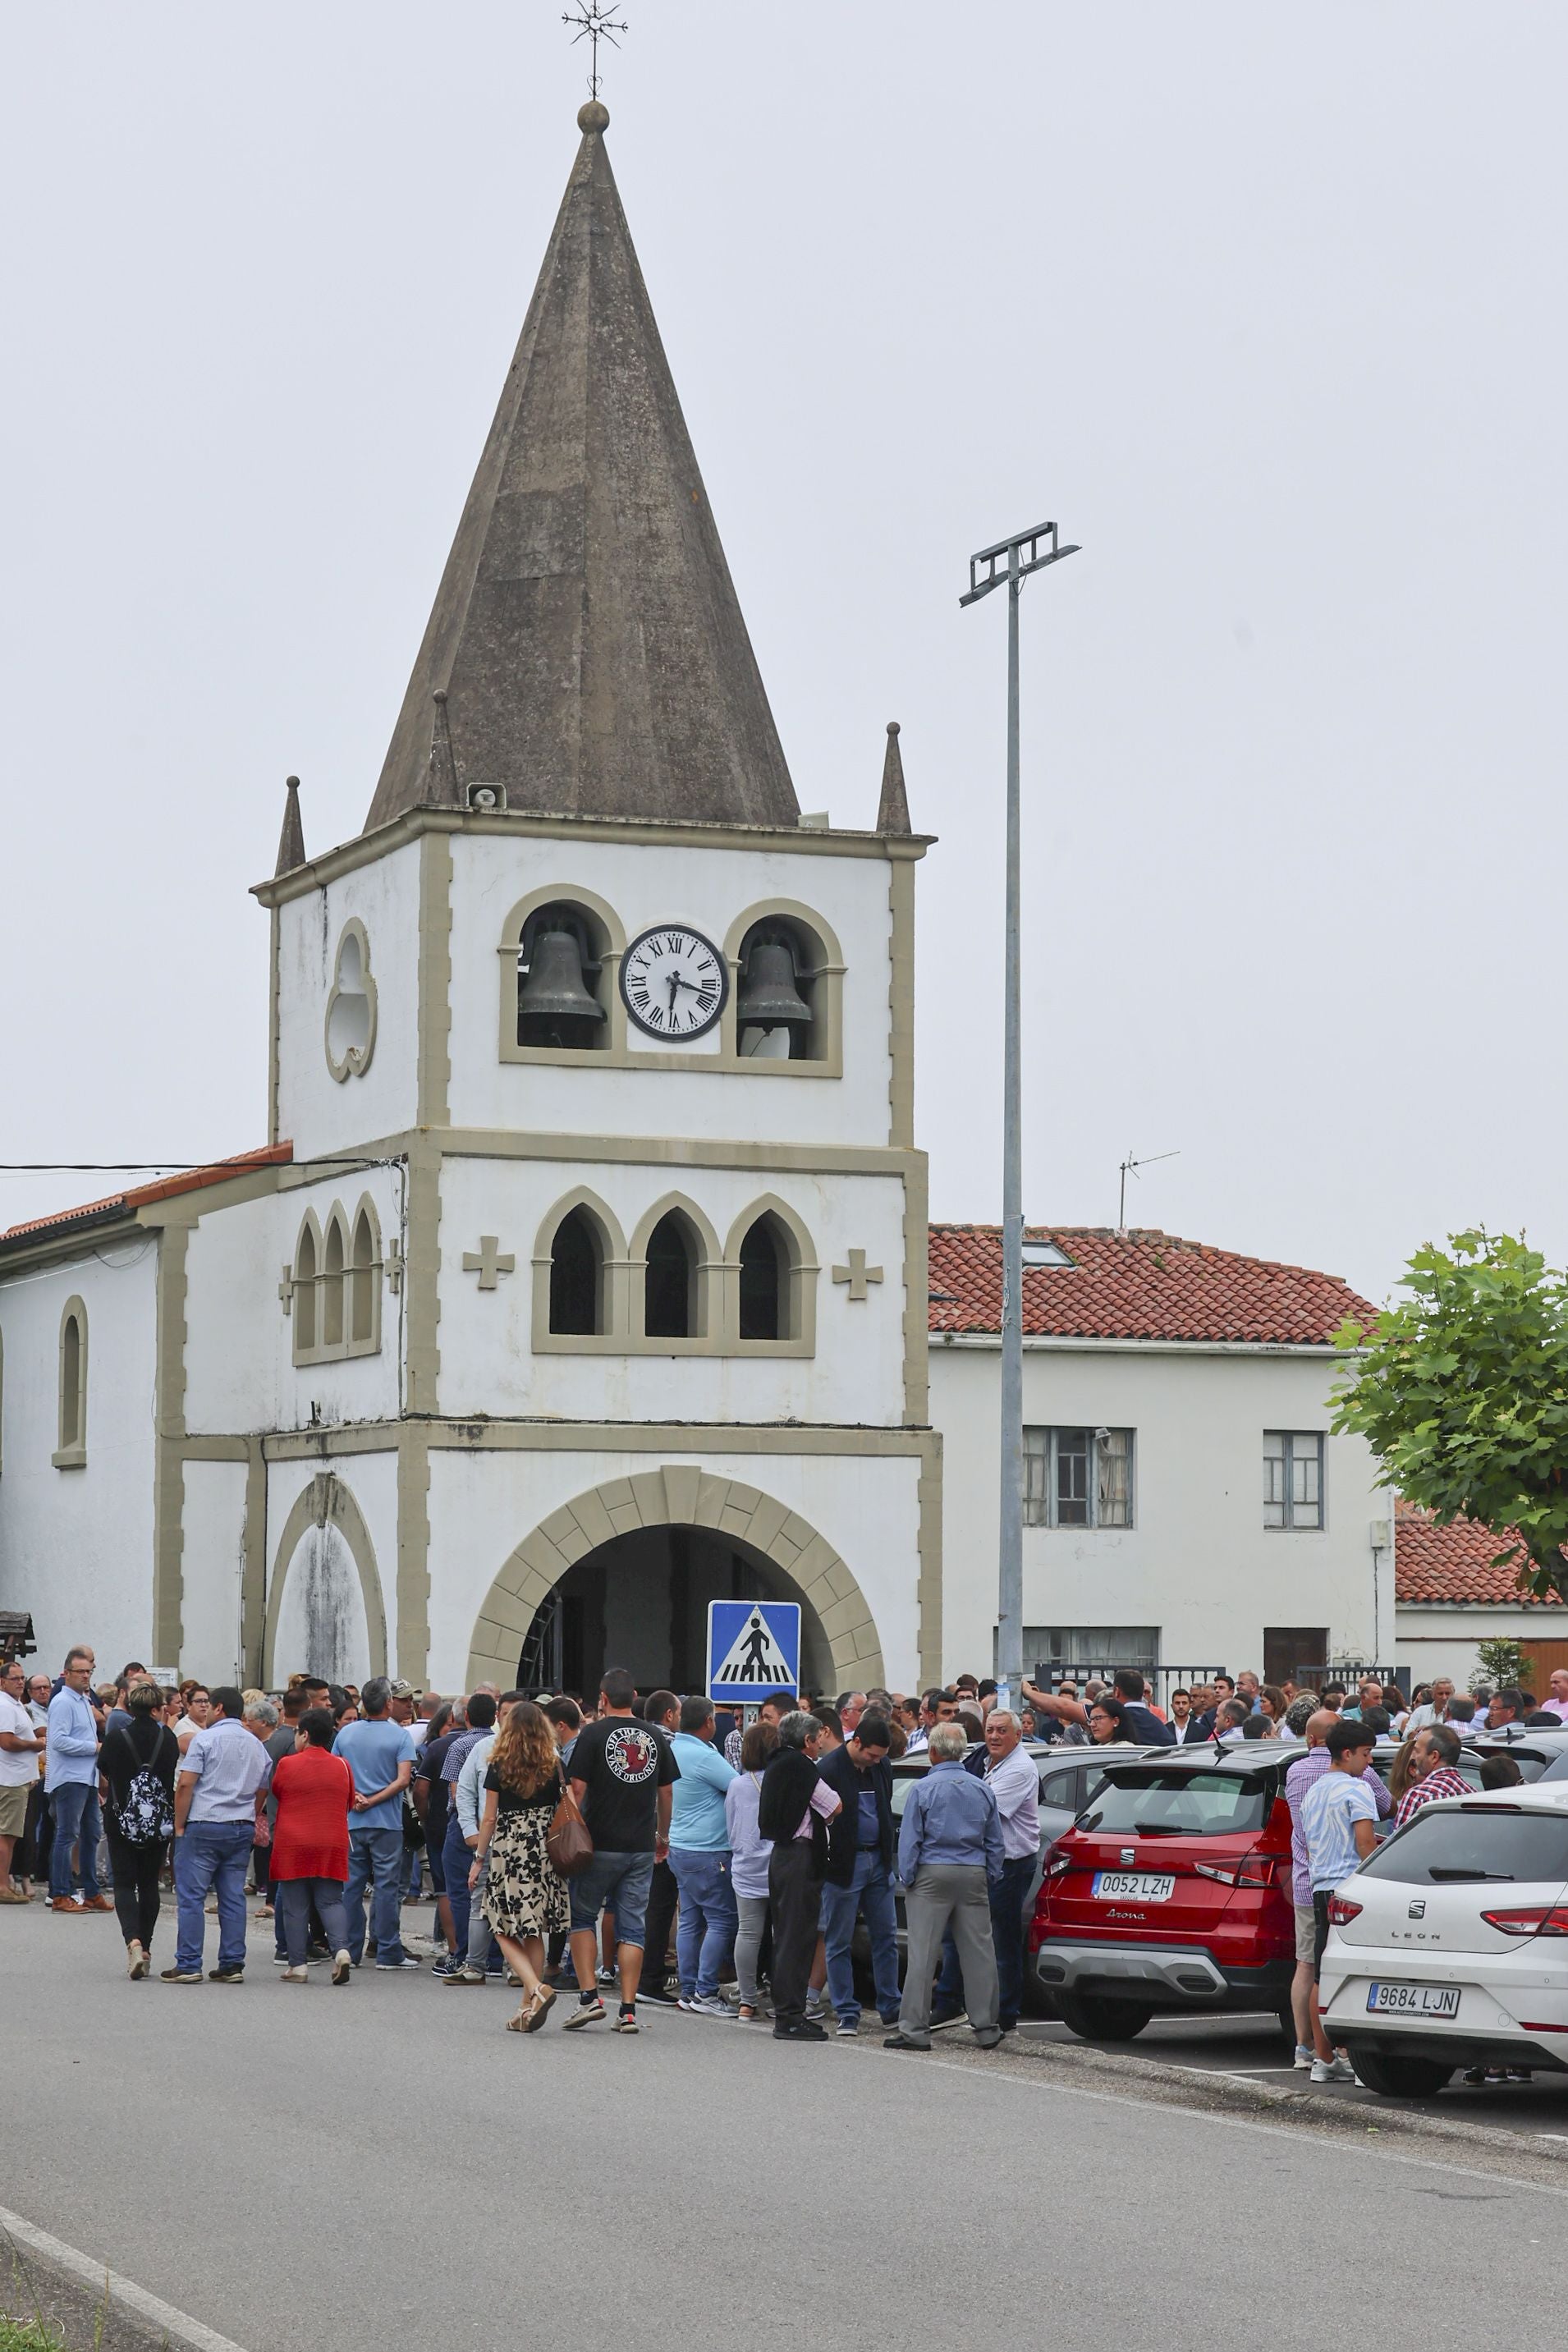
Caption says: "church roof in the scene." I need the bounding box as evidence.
[363,106,799,837]
[0,1144,293,1257]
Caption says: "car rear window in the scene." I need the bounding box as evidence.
[1361,1806,1568,1885]
[1078,1769,1271,1837]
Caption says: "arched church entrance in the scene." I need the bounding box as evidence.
[465,1468,884,1700]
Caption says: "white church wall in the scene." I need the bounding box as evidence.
[931,1339,1383,1682]
[446,832,896,1147]
[436,1154,910,1424]
[264,1451,400,1678]
[424,1446,924,1694]
[275,843,420,1162]
[184,1169,405,1435]
[180,1459,247,1684]
[0,1240,158,1674]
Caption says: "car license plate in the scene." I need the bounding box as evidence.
[1092,1871,1175,1901]
[1366,1982,1460,2017]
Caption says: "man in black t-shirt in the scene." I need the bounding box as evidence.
[564,1668,679,2032]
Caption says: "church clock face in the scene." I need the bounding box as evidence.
[620,924,728,1039]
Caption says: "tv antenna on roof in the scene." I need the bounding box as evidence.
[1117,1148,1179,1232]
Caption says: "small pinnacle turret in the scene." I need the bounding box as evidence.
[274,776,305,875]
[877,722,911,836]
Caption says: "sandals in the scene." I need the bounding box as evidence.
[505,1983,558,2033]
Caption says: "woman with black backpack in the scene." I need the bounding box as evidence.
[96,1680,178,1978]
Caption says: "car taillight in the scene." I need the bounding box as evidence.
[1481,1905,1568,1937]
[1194,1856,1280,1889]
[1326,1894,1363,1925]
[1045,1844,1072,1877]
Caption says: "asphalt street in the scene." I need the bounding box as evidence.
[5,1903,1566,2351]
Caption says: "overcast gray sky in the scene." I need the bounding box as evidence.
[2,2,1562,1310]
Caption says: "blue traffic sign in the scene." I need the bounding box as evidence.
[706,1598,801,1701]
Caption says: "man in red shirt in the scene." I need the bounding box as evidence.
[1394,1724,1470,1830]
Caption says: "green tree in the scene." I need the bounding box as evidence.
[1473,1636,1534,1692]
[1332,1230,1568,1605]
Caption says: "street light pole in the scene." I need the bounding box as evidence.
[961,520,1080,1710]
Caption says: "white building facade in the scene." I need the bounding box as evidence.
[928,1226,1391,1690]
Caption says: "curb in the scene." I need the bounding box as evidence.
[0,2207,252,2352]
[994,2030,1568,2157]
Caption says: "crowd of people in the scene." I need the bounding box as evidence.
[1,1643,1555,2051]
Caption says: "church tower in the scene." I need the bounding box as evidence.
[250,105,937,1698]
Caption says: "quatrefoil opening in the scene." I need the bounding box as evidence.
[325,917,378,1081]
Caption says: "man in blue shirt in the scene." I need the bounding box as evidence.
[886,1721,1003,2052]
[165,1687,273,1982]
[45,1648,109,1911]
[667,1697,739,2016]
[333,1676,418,1970]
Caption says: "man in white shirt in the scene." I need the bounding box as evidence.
[1404,1678,1456,1732]
[1538,1671,1568,1724]
[0,1658,44,1900]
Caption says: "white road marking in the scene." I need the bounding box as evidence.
[0,2202,252,2352]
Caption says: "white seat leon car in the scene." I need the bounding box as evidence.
[1318,1782,1568,2098]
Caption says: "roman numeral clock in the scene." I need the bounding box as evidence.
[620,924,727,1038]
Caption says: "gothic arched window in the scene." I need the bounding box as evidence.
[549,1208,607,1336]
[54,1296,88,1468]
[644,1211,700,1341]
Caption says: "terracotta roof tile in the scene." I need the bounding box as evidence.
[1393,1508,1565,1608]
[0,1144,291,1252]
[928,1225,1373,1346]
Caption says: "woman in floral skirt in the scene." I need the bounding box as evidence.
[473,1699,568,2033]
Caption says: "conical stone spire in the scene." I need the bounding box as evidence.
[877,722,911,835]
[274,775,306,875]
[363,106,799,835]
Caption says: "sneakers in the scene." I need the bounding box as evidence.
[564,1993,607,2029]
[690,1993,737,2020]
[332,1949,351,1986]
[375,1955,420,1971]
[613,2003,640,2033]
[639,1983,681,2007]
[836,2017,860,2038]
[597,1965,617,1986]
[430,1955,460,1978]
[126,1941,148,1980]
[281,1966,309,1983]
[805,1992,831,2023]
[1309,2054,1356,2084]
[1293,2043,1315,2070]
[774,2018,828,2042]
[160,1968,202,1984]
[441,1965,487,1987]
[209,1965,245,1983]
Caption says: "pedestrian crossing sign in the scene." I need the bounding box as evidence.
[706,1599,801,1701]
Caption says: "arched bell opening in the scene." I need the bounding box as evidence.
[516,901,611,1051]
[516,1524,837,1699]
[736,916,823,1061]
[738,1213,791,1341]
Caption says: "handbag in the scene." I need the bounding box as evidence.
[546,1777,594,1877]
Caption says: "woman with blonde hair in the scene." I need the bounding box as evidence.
[472,1699,569,2033]
[1386,1728,1421,1807]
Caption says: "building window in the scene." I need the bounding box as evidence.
[1023,1427,1134,1528]
[53,1296,88,1468]
[644,1211,701,1340]
[738,1214,786,1341]
[1264,1431,1323,1529]
[291,1200,382,1364]
[1014,1625,1161,1677]
[549,1208,607,1336]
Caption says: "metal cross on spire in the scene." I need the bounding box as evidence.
[562,0,628,99]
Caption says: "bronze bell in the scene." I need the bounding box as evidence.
[737,938,812,1030]
[517,926,604,1025]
